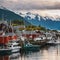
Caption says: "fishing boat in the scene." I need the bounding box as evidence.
[0,20,12,55]
[32,35,48,45]
[6,21,21,53]
[0,20,21,55]
[21,40,40,52]
[47,37,60,45]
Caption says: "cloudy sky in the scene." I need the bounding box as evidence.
[0,0,60,17]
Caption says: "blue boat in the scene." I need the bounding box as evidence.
[21,41,40,52]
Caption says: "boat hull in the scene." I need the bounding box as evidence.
[0,49,12,55]
[21,45,40,52]
[11,48,20,53]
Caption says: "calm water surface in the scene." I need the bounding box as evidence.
[0,45,60,60]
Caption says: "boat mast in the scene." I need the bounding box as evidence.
[10,20,14,33]
[10,20,14,42]
[2,14,5,49]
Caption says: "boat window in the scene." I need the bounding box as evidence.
[13,45,19,47]
[8,46,11,47]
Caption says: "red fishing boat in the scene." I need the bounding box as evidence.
[0,21,21,55]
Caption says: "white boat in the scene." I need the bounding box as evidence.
[6,32,21,53]
[47,37,60,44]
[8,41,21,53]
[7,20,21,53]
[34,36,46,41]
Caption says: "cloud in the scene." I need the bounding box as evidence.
[1,0,60,17]
[0,0,4,5]
[0,0,60,10]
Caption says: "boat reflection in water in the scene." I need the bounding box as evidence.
[0,52,20,60]
[0,45,60,60]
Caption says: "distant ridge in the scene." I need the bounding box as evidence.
[0,6,23,20]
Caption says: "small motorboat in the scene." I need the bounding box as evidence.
[21,40,40,52]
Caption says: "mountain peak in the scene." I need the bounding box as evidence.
[26,12,31,15]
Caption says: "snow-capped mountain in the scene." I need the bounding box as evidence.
[20,12,60,30]
[20,12,60,21]
[20,12,41,21]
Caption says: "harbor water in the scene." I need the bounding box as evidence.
[0,45,60,60]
